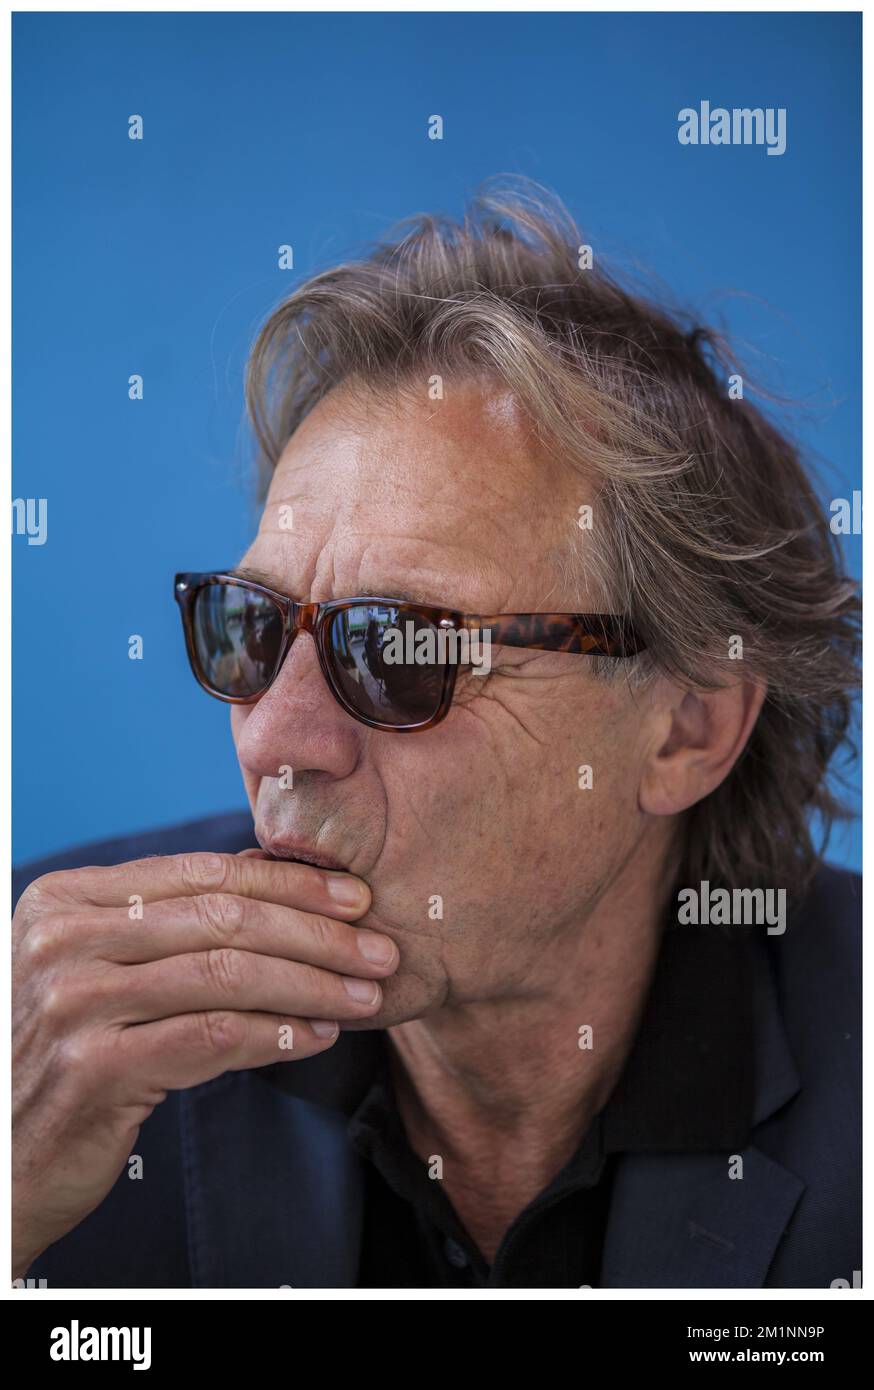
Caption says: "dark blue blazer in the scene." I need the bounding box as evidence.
[13,813,861,1288]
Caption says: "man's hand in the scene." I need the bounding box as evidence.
[12,851,395,1278]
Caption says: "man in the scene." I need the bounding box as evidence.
[12,184,861,1289]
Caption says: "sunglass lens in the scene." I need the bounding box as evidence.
[192,584,284,698]
[327,605,447,727]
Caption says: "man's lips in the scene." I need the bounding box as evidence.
[257,839,349,873]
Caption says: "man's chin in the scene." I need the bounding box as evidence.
[339,977,440,1031]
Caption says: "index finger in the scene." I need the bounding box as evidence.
[33,851,372,919]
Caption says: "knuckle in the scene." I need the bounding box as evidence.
[202,946,247,996]
[296,960,330,1001]
[41,981,78,1027]
[306,913,341,955]
[195,892,244,942]
[56,1031,116,1093]
[20,914,69,968]
[197,1010,246,1054]
[37,963,115,1029]
[179,852,228,894]
[55,1031,91,1074]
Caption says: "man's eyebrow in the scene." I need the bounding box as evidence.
[370,584,448,606]
[230,565,283,589]
[228,567,449,608]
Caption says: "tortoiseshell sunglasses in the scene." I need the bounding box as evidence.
[175,571,645,733]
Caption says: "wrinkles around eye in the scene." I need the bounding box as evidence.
[453,678,552,750]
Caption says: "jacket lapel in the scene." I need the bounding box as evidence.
[180,1069,363,1288]
[601,1147,804,1287]
[602,932,804,1288]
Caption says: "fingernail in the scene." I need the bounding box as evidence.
[311,1020,339,1038]
[327,873,369,908]
[342,977,380,1005]
[356,930,396,965]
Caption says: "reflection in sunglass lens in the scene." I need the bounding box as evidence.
[192,584,284,698]
[327,605,446,727]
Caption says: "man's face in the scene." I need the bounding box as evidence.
[232,379,661,1025]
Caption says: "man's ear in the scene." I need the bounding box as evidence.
[639,678,767,817]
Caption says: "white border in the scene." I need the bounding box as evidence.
[2,1,867,1305]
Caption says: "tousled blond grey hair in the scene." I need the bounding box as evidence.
[245,179,860,895]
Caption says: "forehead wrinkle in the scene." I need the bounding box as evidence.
[245,519,597,611]
[253,385,599,611]
[353,536,516,612]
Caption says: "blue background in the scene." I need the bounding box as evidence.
[12,10,861,867]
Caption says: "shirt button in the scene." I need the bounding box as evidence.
[443,1238,469,1269]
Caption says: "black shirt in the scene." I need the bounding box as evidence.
[263,919,757,1289]
[351,1046,615,1288]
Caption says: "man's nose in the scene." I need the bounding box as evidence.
[235,630,362,779]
